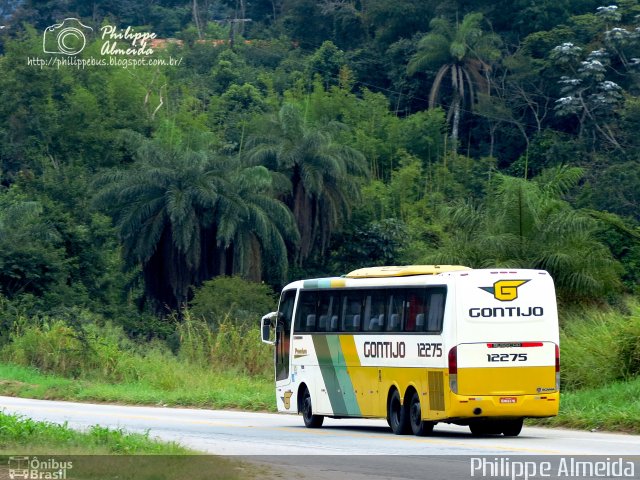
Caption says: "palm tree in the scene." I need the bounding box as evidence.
[408,13,501,143]
[427,167,621,302]
[212,161,299,283]
[247,104,367,264]
[94,138,298,312]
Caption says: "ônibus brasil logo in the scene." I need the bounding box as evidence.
[479,279,529,302]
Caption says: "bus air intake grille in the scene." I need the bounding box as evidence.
[428,371,445,411]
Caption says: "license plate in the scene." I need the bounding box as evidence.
[500,397,517,404]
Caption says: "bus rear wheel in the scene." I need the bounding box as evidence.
[408,391,435,436]
[469,421,502,436]
[388,389,410,435]
[301,387,324,428]
[501,419,524,437]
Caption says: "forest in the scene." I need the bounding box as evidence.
[0,0,639,364]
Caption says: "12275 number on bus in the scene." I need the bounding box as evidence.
[487,353,528,362]
[417,343,442,358]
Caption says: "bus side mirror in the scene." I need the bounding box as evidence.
[261,312,277,345]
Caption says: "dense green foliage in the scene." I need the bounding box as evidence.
[2,311,272,379]
[0,0,639,411]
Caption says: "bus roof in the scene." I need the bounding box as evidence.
[345,265,471,278]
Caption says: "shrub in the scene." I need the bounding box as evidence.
[2,309,273,384]
[190,276,276,326]
[618,310,640,379]
[560,301,640,390]
[3,320,89,377]
[177,310,272,376]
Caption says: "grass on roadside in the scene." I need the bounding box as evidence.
[0,411,187,454]
[559,302,640,390]
[0,412,269,480]
[0,363,275,411]
[530,376,640,434]
[0,311,276,411]
[2,362,640,434]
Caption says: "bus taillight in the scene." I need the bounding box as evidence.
[555,344,560,391]
[448,346,458,394]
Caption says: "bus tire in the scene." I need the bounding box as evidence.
[301,387,324,428]
[388,389,410,435]
[469,421,502,436]
[408,391,435,436]
[502,419,523,437]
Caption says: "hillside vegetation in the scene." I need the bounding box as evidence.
[0,0,638,432]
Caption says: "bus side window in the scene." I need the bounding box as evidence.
[295,290,318,332]
[318,291,339,332]
[405,288,426,332]
[426,288,446,333]
[363,290,385,332]
[386,291,404,332]
[341,292,363,332]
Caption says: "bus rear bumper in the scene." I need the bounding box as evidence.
[445,392,559,420]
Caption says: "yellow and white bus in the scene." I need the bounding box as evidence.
[260,265,560,436]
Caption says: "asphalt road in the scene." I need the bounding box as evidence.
[2,396,639,479]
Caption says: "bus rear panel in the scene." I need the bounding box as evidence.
[448,270,560,422]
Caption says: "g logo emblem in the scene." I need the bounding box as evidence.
[480,280,529,301]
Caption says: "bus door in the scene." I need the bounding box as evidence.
[276,289,296,385]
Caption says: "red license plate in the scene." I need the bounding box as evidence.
[500,397,517,404]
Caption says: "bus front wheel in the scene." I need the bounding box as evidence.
[408,391,435,436]
[301,387,324,428]
[388,390,410,435]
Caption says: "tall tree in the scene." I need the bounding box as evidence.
[408,12,501,143]
[94,137,297,312]
[0,190,66,299]
[428,167,621,302]
[247,103,367,264]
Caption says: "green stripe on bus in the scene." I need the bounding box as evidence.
[327,336,361,416]
[312,335,347,414]
[312,335,361,417]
